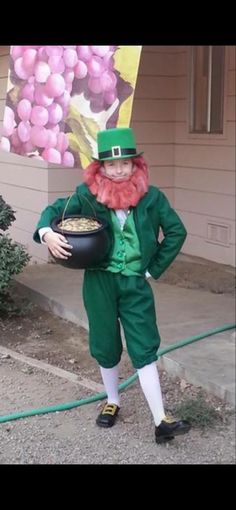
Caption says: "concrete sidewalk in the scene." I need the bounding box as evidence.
[14,263,236,406]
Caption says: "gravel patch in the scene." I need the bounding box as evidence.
[0,357,235,465]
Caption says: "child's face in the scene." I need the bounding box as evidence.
[101,158,134,181]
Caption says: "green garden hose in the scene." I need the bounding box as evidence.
[0,323,235,424]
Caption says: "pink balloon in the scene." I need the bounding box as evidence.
[17,121,31,142]
[17,99,32,121]
[47,103,63,124]
[30,125,48,147]
[74,60,87,79]
[37,47,48,62]
[48,56,65,74]
[12,147,21,155]
[11,128,21,147]
[45,74,65,97]
[4,105,15,120]
[10,46,24,61]
[0,136,10,152]
[56,90,70,109]
[45,129,58,148]
[76,46,92,62]
[56,132,69,153]
[14,57,30,80]
[88,77,103,94]
[46,46,63,58]
[63,49,78,68]
[22,140,35,153]
[104,89,117,105]
[100,70,117,92]
[62,151,74,167]
[34,84,54,107]
[103,50,115,69]
[35,61,51,83]
[31,105,49,126]
[104,90,117,104]
[62,105,69,118]
[22,48,37,69]
[87,56,104,78]
[65,83,72,94]
[21,83,35,102]
[90,46,110,57]
[63,69,74,84]
[46,123,60,134]
[3,106,15,137]
[42,147,61,164]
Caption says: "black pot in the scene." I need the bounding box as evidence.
[51,214,111,269]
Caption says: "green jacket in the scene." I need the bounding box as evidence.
[33,183,187,280]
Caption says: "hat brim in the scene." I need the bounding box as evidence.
[92,151,144,162]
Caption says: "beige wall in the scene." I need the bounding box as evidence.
[131,45,235,266]
[173,46,235,266]
[0,149,83,263]
[0,45,235,266]
[131,45,177,205]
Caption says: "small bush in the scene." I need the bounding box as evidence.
[173,392,220,428]
[0,195,30,314]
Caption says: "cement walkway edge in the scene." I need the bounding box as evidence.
[14,264,236,406]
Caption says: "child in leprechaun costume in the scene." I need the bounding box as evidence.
[34,127,191,444]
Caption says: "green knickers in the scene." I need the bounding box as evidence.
[82,270,161,369]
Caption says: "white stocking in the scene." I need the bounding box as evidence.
[137,362,165,426]
[100,364,120,406]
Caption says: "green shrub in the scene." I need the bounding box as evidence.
[0,195,30,313]
[173,391,220,428]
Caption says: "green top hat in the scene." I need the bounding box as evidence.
[94,127,143,161]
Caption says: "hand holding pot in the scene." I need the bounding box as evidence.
[44,231,73,259]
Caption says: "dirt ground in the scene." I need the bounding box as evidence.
[0,295,234,420]
[0,257,235,464]
[0,255,235,420]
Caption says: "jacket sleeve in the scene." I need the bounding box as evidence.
[33,190,81,243]
[148,191,187,279]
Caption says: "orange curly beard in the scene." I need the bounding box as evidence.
[84,156,149,209]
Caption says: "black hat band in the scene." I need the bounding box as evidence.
[98,147,137,159]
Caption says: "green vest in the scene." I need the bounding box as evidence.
[105,210,143,276]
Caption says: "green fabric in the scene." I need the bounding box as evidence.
[83,270,160,368]
[33,183,187,280]
[95,127,142,160]
[105,210,142,276]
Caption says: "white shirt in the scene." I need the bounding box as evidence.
[39,226,53,244]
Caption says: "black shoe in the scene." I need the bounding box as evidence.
[96,403,120,428]
[155,416,191,444]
